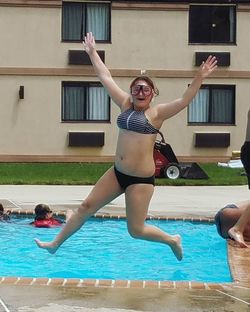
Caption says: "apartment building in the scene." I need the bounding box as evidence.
[0,0,250,162]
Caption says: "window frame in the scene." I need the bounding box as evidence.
[188,4,236,45]
[187,84,236,126]
[61,1,111,43]
[61,81,111,123]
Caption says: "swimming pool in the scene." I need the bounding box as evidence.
[0,217,232,283]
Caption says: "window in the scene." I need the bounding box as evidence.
[62,82,110,122]
[62,1,111,42]
[189,5,236,44]
[188,85,235,124]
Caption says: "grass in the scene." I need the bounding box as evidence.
[0,162,247,186]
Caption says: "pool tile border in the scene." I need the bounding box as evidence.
[2,210,250,290]
[8,209,215,223]
[0,277,235,290]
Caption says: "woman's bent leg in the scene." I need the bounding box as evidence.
[228,202,250,247]
[35,167,123,253]
[125,184,183,261]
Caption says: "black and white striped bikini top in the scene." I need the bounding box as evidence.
[117,108,159,134]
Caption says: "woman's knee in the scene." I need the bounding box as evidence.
[78,200,96,216]
[127,224,144,239]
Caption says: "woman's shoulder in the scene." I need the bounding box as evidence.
[120,102,133,113]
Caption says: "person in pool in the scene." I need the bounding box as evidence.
[215,201,250,247]
[0,203,11,221]
[31,204,73,228]
[216,108,250,247]
[35,32,217,260]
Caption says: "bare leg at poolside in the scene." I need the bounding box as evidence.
[228,201,250,248]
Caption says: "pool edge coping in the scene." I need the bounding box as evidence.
[0,276,241,290]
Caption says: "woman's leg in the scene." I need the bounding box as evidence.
[125,184,183,261]
[228,202,250,247]
[35,167,123,253]
[65,209,73,222]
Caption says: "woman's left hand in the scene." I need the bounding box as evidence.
[82,32,96,55]
[198,55,218,79]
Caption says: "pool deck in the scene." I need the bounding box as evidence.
[1,185,250,311]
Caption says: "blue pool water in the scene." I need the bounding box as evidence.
[0,217,232,282]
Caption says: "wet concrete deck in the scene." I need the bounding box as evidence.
[1,284,250,311]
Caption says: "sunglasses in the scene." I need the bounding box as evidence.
[131,84,153,96]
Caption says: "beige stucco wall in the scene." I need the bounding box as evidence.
[0,3,250,160]
[0,7,63,67]
[0,75,121,156]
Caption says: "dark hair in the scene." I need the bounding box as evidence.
[214,210,226,238]
[34,204,52,220]
[130,75,159,96]
[0,203,3,213]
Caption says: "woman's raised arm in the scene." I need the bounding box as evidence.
[83,32,129,108]
[156,56,218,121]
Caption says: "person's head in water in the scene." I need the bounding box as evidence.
[0,203,11,220]
[0,203,4,215]
[215,206,241,239]
[35,204,53,220]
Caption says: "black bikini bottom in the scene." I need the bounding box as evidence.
[114,166,155,190]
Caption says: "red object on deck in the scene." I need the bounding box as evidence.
[154,149,169,177]
[153,138,180,178]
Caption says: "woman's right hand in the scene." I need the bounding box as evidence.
[82,32,129,108]
[82,32,95,55]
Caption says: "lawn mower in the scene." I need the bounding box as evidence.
[153,132,208,180]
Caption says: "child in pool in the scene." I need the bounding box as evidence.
[0,203,11,221]
[31,204,73,228]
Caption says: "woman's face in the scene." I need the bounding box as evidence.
[130,80,154,110]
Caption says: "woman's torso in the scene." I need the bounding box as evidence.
[115,106,162,177]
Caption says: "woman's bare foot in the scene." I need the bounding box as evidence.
[228,228,249,248]
[170,235,183,261]
[34,238,59,254]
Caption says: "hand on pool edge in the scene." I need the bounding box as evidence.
[227,238,250,248]
[228,228,250,248]
[34,238,58,254]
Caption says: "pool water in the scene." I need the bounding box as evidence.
[0,217,232,282]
